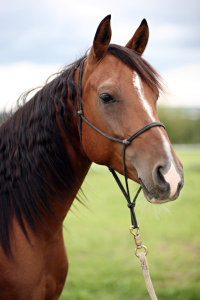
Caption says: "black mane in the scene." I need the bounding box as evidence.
[0,45,163,255]
[0,55,87,255]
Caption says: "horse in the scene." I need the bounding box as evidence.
[0,15,184,299]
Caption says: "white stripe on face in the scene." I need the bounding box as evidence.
[163,162,181,198]
[132,71,155,122]
[158,127,173,162]
[132,71,181,199]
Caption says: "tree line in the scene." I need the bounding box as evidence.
[157,106,200,144]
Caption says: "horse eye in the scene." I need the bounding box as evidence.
[100,94,115,103]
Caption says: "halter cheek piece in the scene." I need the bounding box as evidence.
[77,57,165,228]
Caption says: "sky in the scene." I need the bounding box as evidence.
[0,0,200,110]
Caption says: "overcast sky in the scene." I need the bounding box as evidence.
[0,0,200,110]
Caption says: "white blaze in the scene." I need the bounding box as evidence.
[132,71,181,199]
[132,71,155,122]
[159,127,173,161]
[163,162,181,198]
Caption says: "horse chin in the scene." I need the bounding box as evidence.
[142,186,182,204]
[143,190,171,205]
[140,180,174,205]
[149,198,171,204]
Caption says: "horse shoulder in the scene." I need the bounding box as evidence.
[0,217,68,300]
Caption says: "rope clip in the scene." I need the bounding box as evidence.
[77,110,83,115]
[130,225,148,257]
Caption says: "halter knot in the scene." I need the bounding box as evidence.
[127,202,136,209]
[122,139,130,145]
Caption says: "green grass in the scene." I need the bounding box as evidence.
[59,151,200,300]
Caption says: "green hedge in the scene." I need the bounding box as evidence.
[157,106,200,144]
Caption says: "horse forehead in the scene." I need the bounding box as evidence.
[105,58,131,77]
[86,55,154,96]
[88,59,133,87]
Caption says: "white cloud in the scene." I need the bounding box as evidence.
[0,63,60,111]
[0,0,200,71]
[159,64,200,107]
[151,24,199,44]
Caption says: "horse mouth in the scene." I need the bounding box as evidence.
[139,178,171,204]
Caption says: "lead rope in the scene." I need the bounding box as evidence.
[77,57,162,300]
[109,155,158,300]
[138,253,158,300]
[130,226,158,300]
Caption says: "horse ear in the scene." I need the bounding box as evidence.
[125,19,149,55]
[88,15,112,62]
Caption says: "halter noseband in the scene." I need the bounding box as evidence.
[77,57,165,228]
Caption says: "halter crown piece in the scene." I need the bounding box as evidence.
[77,57,165,229]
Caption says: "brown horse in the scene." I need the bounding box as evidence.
[0,15,183,299]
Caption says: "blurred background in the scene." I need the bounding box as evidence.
[0,0,200,299]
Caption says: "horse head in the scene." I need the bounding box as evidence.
[76,15,184,204]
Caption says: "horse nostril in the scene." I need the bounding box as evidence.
[153,166,170,192]
[177,180,184,192]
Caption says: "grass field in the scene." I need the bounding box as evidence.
[59,149,200,300]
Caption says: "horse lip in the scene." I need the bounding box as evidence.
[150,198,170,204]
[139,178,153,203]
[139,178,170,204]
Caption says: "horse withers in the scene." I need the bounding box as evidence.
[0,15,183,299]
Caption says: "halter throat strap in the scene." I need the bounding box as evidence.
[77,57,165,228]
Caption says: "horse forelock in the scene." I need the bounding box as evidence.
[107,44,165,94]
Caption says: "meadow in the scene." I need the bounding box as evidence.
[60,148,200,300]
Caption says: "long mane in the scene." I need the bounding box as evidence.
[0,55,87,254]
[0,45,163,255]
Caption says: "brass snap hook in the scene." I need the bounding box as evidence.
[129,225,148,257]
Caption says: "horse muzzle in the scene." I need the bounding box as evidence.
[139,161,184,204]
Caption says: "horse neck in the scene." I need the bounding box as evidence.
[59,66,92,195]
[56,111,92,199]
[41,81,92,234]
[37,123,91,239]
